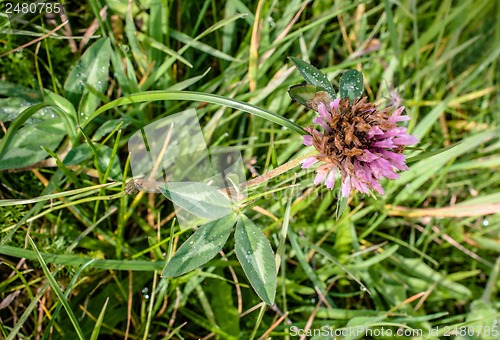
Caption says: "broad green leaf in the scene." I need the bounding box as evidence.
[159,182,233,220]
[64,37,111,114]
[234,215,276,305]
[63,143,93,165]
[0,118,66,170]
[42,90,78,143]
[0,102,50,160]
[0,80,40,101]
[288,84,333,111]
[162,213,237,277]
[0,97,38,122]
[43,90,78,123]
[289,57,336,98]
[339,69,364,102]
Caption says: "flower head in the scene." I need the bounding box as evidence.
[301,97,418,197]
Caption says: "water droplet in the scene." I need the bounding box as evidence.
[483,219,489,226]
[310,298,316,303]
[144,294,150,299]
[246,250,251,256]
[141,287,149,294]
[267,16,275,27]
[360,286,367,292]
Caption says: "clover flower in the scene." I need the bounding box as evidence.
[301,97,418,197]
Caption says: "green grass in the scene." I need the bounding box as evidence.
[1,0,499,339]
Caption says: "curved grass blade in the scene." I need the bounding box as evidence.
[0,245,165,271]
[0,99,77,165]
[87,90,305,135]
[0,103,50,159]
[406,142,461,163]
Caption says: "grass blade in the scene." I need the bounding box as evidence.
[27,236,85,340]
[87,90,305,135]
[90,298,109,340]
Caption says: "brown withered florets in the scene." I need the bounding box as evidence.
[306,97,404,172]
[301,96,418,196]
